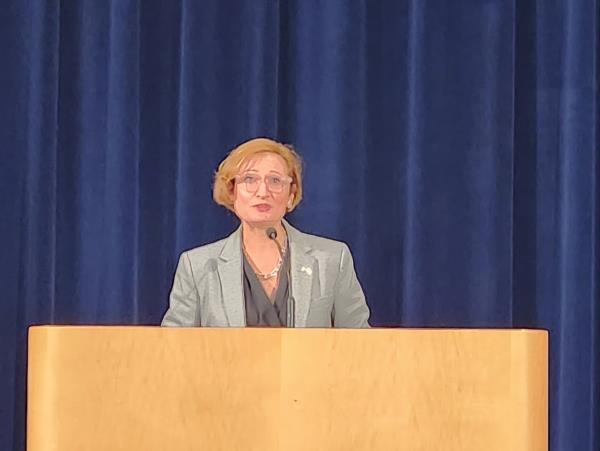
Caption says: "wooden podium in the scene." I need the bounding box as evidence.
[27,327,547,450]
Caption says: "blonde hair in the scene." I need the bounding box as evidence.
[213,137,303,212]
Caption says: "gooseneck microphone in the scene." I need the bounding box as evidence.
[266,227,278,241]
[266,227,295,327]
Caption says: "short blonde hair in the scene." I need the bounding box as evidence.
[213,137,303,212]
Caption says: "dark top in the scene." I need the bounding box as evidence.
[243,250,289,327]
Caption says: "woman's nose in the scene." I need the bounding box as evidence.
[255,179,269,196]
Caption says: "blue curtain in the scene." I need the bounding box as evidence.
[1,1,598,449]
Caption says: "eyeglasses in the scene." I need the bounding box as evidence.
[235,173,293,193]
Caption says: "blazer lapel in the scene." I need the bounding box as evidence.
[216,221,317,328]
[285,221,317,327]
[217,227,245,327]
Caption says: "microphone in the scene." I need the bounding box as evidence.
[266,227,277,241]
[266,227,295,328]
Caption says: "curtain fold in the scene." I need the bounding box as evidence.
[0,1,598,450]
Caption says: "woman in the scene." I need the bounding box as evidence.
[161,137,370,327]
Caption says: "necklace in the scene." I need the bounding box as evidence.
[243,241,288,280]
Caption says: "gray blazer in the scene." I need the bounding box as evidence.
[161,220,370,328]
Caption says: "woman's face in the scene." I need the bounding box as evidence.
[232,152,294,228]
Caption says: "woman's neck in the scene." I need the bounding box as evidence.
[241,221,287,252]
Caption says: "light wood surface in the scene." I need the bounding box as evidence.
[27,327,547,451]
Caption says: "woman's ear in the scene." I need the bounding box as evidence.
[228,180,237,204]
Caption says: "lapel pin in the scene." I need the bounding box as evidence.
[300,266,312,276]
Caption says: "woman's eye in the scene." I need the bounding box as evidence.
[269,177,282,185]
[243,175,257,183]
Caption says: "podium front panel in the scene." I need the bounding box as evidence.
[27,327,547,451]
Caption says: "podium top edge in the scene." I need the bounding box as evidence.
[28,325,549,334]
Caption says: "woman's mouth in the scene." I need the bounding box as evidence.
[254,204,272,212]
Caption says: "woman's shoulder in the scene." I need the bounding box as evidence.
[290,226,350,255]
[184,239,225,257]
[179,230,238,263]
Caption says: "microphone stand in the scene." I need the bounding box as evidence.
[266,227,295,328]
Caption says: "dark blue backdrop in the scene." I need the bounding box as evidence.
[1,1,598,450]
